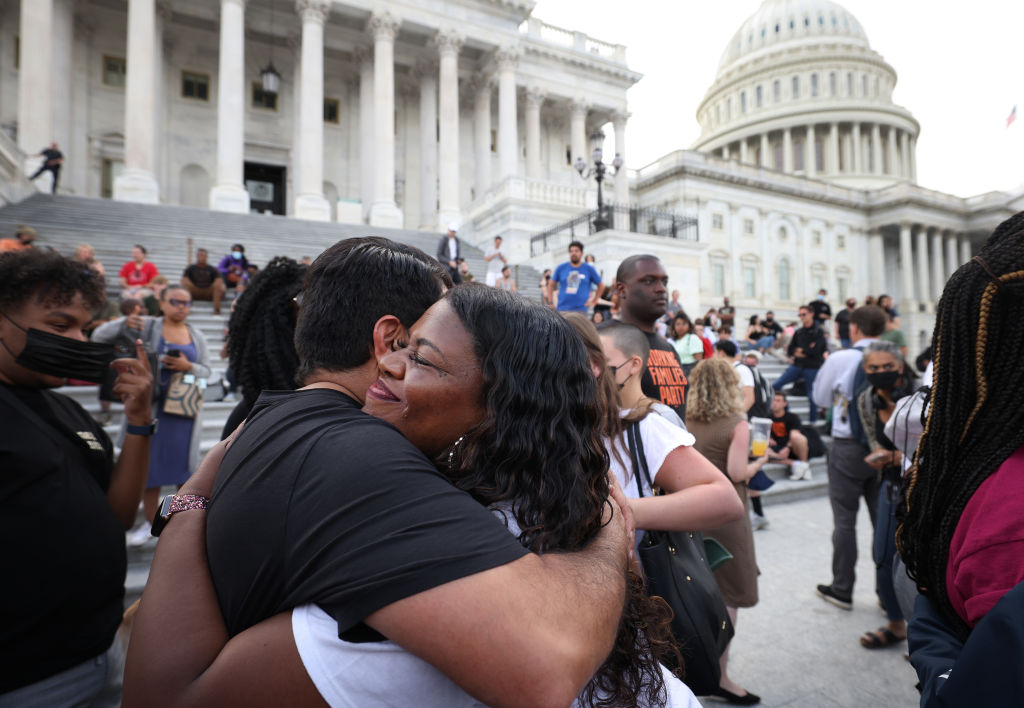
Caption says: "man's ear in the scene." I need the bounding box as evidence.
[629,355,644,377]
[371,315,407,360]
[614,279,626,298]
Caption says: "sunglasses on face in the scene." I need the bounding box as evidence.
[168,299,192,308]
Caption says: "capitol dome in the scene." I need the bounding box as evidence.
[693,0,919,188]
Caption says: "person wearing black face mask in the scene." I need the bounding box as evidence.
[855,341,916,652]
[0,249,153,705]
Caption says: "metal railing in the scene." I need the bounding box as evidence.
[530,205,699,257]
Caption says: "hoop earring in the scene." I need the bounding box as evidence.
[447,435,465,473]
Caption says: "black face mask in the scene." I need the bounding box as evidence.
[866,370,900,391]
[1,318,116,383]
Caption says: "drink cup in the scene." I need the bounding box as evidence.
[749,416,771,457]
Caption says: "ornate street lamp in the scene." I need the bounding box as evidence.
[260,0,281,94]
[575,128,623,232]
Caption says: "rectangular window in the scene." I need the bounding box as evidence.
[811,74,819,97]
[756,85,763,107]
[323,97,339,123]
[862,74,868,96]
[712,264,725,296]
[792,76,799,99]
[812,274,824,292]
[829,72,837,96]
[847,72,854,96]
[100,158,124,199]
[181,71,209,101]
[103,55,126,87]
[490,130,497,152]
[715,104,721,123]
[779,263,791,300]
[773,142,783,170]
[773,80,780,102]
[743,266,756,298]
[812,230,822,246]
[838,277,848,302]
[252,82,277,110]
[815,139,824,171]
[741,91,747,113]
[794,140,804,171]
[837,234,846,249]
[712,213,724,230]
[743,219,754,235]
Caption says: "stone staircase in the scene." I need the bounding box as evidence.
[0,194,544,298]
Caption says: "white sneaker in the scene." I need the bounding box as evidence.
[126,521,153,547]
[749,511,770,530]
[790,460,812,481]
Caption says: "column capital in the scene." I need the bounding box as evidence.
[222,0,248,7]
[434,29,463,57]
[569,99,589,118]
[410,60,437,82]
[470,73,495,96]
[297,0,330,24]
[525,86,546,109]
[611,110,629,127]
[493,46,519,72]
[156,0,173,23]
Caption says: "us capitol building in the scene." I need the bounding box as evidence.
[2,0,1021,347]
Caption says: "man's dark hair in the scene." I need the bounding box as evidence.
[615,254,659,283]
[0,249,106,312]
[134,244,147,255]
[196,248,208,255]
[232,243,245,252]
[714,339,738,358]
[774,390,788,402]
[119,297,142,316]
[160,284,189,302]
[294,237,451,383]
[849,305,886,337]
[596,320,651,367]
[568,240,584,252]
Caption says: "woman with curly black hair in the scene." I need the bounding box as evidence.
[221,256,307,436]
[898,211,1024,702]
[126,283,694,707]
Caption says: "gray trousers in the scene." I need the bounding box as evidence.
[827,437,881,597]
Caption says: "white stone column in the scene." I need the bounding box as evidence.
[804,125,815,176]
[472,76,491,197]
[17,0,53,176]
[292,0,331,220]
[722,144,730,161]
[495,47,518,181]
[829,122,840,174]
[208,0,249,211]
[569,99,587,167]
[114,0,160,203]
[899,222,916,309]
[960,235,972,266]
[915,225,932,310]
[782,128,793,172]
[612,112,628,208]
[738,137,749,164]
[908,135,918,182]
[851,122,862,173]
[759,133,768,167]
[900,130,910,180]
[870,123,882,175]
[367,12,402,226]
[945,230,959,280]
[51,0,73,179]
[887,127,899,176]
[930,229,945,301]
[436,29,463,228]
[868,228,885,296]
[525,87,544,180]
[356,48,373,221]
[414,62,437,230]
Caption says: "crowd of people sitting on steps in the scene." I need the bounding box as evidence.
[3,214,1022,707]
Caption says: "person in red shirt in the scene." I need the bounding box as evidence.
[693,320,715,360]
[119,244,159,299]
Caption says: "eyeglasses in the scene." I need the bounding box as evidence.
[168,299,192,308]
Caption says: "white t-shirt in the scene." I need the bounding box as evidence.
[733,361,755,389]
[293,603,700,708]
[447,237,458,262]
[484,246,505,275]
[607,409,697,499]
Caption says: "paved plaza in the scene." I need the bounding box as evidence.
[719,494,919,708]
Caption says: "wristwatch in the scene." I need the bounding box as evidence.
[126,419,158,436]
[151,493,209,537]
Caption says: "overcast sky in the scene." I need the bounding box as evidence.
[531,0,1024,198]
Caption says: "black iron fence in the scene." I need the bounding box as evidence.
[530,205,699,257]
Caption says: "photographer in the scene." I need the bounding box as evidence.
[0,249,152,705]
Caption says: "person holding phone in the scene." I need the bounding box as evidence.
[93,286,211,545]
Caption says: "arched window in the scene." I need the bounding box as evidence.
[741,91,747,113]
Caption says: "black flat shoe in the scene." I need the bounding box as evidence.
[711,686,761,705]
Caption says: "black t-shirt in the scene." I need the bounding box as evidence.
[770,411,802,448]
[0,385,125,692]
[41,147,63,166]
[810,299,832,323]
[207,389,529,640]
[184,263,221,289]
[835,308,852,339]
[786,326,827,369]
[762,319,783,337]
[641,331,688,420]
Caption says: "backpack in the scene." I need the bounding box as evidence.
[748,365,773,420]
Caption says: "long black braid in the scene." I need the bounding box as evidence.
[897,210,1024,641]
[226,257,307,407]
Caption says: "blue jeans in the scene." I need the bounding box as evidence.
[874,476,904,623]
[771,365,820,421]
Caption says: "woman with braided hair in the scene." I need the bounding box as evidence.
[898,211,1024,703]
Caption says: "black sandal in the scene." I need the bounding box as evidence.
[860,627,906,649]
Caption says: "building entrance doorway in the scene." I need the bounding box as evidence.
[244,162,286,215]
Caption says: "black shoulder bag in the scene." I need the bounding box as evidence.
[627,421,734,695]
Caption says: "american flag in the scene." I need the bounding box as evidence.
[1008,105,1017,128]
